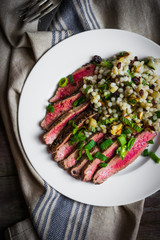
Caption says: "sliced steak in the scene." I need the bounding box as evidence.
[70,146,99,179]
[53,142,76,162]
[59,132,105,170]
[49,64,95,103]
[43,102,89,144]
[82,141,119,182]
[51,109,97,153]
[93,130,157,184]
[41,92,82,130]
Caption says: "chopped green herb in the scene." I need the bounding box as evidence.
[142,149,149,156]
[105,94,111,99]
[90,126,96,133]
[58,77,68,87]
[68,74,74,83]
[128,99,138,105]
[77,149,83,161]
[99,162,108,168]
[142,80,146,85]
[84,140,96,151]
[147,140,154,144]
[100,139,113,151]
[69,120,78,135]
[47,104,54,113]
[85,149,93,161]
[155,111,160,118]
[127,137,136,150]
[69,130,86,145]
[103,60,113,69]
[84,86,91,94]
[94,152,108,162]
[73,96,86,107]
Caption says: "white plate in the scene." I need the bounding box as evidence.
[18,29,160,206]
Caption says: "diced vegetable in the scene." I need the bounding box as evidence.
[84,140,96,151]
[99,162,108,168]
[88,118,97,131]
[85,149,93,161]
[58,77,68,87]
[47,104,54,113]
[73,96,86,107]
[117,134,127,146]
[94,152,108,162]
[127,137,136,150]
[99,139,113,151]
[142,149,149,156]
[149,152,160,163]
[68,74,74,83]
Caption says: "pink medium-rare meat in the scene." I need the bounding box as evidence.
[82,141,119,182]
[43,102,89,145]
[49,64,95,103]
[59,132,105,169]
[53,142,76,162]
[51,109,96,153]
[41,92,82,130]
[93,130,157,184]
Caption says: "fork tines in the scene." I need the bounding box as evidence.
[20,0,62,23]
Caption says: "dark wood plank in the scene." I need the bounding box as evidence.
[0,116,29,239]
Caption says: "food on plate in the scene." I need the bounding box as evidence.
[41,51,160,184]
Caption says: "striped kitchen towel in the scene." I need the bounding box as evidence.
[2,0,158,239]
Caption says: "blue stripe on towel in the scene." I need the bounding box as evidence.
[32,181,48,220]
[81,205,93,239]
[46,195,74,240]
[87,0,100,28]
[40,191,59,238]
[74,204,87,240]
[67,202,81,240]
[76,0,90,30]
[83,0,96,29]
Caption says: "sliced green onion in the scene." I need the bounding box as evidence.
[69,130,86,145]
[142,80,146,85]
[155,111,160,118]
[122,128,132,134]
[121,117,143,133]
[73,96,86,107]
[127,137,136,150]
[149,151,160,163]
[84,140,96,151]
[103,60,113,69]
[147,140,154,144]
[58,77,68,87]
[68,74,74,83]
[99,162,108,168]
[47,104,54,113]
[120,145,127,159]
[85,149,93,161]
[100,139,113,151]
[84,86,91,94]
[142,149,149,156]
[117,135,127,146]
[94,152,108,162]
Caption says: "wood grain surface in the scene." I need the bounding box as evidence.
[0,115,160,240]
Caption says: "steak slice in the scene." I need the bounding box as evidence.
[51,109,97,153]
[43,102,89,144]
[70,146,99,179]
[49,64,95,103]
[41,92,82,130]
[59,132,105,169]
[93,130,157,184]
[53,142,76,162]
[82,141,119,182]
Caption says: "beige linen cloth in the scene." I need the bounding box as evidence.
[1,0,160,239]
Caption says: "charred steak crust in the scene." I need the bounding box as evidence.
[41,92,82,130]
[51,109,97,152]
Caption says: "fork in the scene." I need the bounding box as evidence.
[20,0,62,23]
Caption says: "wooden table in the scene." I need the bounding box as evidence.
[0,115,160,240]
